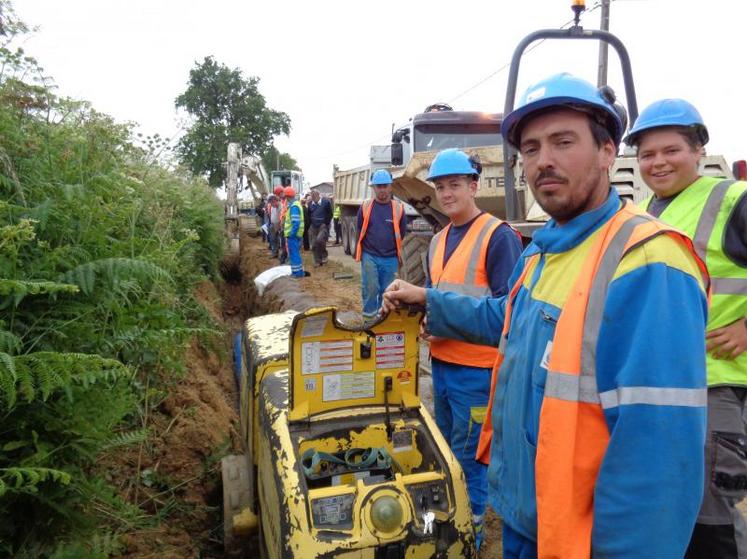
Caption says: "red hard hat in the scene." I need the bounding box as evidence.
[273,185,284,195]
[284,186,296,198]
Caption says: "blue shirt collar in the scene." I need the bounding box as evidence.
[528,189,622,255]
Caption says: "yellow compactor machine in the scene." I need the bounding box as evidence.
[222,306,475,558]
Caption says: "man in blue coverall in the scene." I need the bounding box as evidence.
[283,186,304,278]
[382,73,709,558]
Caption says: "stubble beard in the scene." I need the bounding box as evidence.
[533,164,606,223]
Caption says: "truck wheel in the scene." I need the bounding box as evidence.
[399,234,431,287]
[341,218,351,255]
[347,219,358,260]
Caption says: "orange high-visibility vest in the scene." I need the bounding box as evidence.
[279,199,288,226]
[355,199,404,262]
[475,201,709,559]
[429,213,505,368]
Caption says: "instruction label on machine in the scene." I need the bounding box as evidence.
[302,340,354,375]
[323,371,375,402]
[375,332,406,369]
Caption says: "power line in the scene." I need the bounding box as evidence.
[447,1,602,104]
[318,3,603,162]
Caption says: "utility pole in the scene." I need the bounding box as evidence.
[597,0,611,87]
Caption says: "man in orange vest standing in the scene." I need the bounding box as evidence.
[423,148,522,548]
[382,73,709,558]
[355,169,407,319]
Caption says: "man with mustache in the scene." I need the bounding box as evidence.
[382,73,709,558]
[626,99,747,559]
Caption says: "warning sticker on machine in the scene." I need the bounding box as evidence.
[301,316,328,338]
[375,332,405,369]
[322,371,375,402]
[301,340,354,375]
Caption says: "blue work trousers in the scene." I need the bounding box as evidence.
[432,359,490,523]
[360,251,398,318]
[287,236,304,277]
[502,522,538,559]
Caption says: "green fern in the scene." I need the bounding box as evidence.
[0,466,71,497]
[0,329,21,353]
[0,279,79,309]
[0,351,128,408]
[57,257,171,295]
[100,428,148,451]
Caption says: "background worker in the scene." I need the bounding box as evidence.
[355,169,407,319]
[382,73,709,558]
[277,180,289,264]
[283,185,304,278]
[423,148,522,548]
[308,189,333,267]
[269,186,284,258]
[332,196,342,245]
[626,99,747,559]
[301,193,311,252]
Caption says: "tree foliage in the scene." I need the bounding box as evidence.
[0,3,226,555]
[175,56,292,186]
[261,144,300,173]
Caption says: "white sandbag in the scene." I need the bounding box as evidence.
[254,265,292,297]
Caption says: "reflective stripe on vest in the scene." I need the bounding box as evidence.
[354,199,404,262]
[476,202,708,558]
[283,200,304,238]
[429,213,503,368]
[644,177,747,385]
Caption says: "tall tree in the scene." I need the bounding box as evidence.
[175,56,291,187]
[261,144,300,173]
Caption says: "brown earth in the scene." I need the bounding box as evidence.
[111,232,504,557]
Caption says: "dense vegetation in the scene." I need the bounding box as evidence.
[0,4,225,556]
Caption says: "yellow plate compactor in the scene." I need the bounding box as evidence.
[222,306,476,558]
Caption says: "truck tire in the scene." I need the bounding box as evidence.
[399,234,431,287]
[347,219,358,260]
[341,218,351,255]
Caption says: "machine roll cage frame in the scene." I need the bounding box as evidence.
[502,23,639,221]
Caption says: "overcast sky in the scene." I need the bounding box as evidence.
[15,0,747,186]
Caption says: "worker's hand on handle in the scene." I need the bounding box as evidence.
[706,318,747,359]
[381,279,426,314]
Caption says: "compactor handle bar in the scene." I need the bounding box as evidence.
[503,27,639,221]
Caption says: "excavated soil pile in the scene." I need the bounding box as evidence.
[240,231,361,319]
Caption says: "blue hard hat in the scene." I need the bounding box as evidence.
[370,169,393,185]
[625,98,709,147]
[501,73,625,147]
[426,148,481,181]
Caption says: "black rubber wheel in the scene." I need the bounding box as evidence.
[341,218,351,255]
[347,218,358,260]
[399,234,432,287]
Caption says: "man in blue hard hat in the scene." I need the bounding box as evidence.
[382,73,709,557]
[355,169,407,319]
[423,148,522,548]
[627,99,747,559]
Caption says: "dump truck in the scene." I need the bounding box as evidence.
[222,306,476,558]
